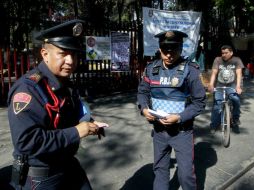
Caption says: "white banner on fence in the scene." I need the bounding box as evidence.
[85,36,111,60]
[143,7,202,57]
[111,32,130,72]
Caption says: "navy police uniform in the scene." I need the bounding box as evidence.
[8,20,93,190]
[137,30,206,190]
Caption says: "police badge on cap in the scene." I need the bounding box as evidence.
[35,19,85,51]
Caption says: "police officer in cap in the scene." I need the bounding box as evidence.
[137,30,206,190]
[8,19,107,190]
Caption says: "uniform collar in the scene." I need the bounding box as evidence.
[159,58,185,70]
[153,59,167,70]
[38,61,63,91]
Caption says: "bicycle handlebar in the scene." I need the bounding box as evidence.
[213,86,235,92]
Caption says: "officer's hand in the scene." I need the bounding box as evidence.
[159,114,180,126]
[75,122,99,138]
[142,108,156,121]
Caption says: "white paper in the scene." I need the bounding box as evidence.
[94,121,109,128]
[148,109,169,119]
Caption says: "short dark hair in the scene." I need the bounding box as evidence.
[221,45,233,52]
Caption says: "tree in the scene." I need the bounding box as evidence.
[1,0,254,52]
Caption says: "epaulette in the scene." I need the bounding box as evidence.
[152,59,161,67]
[27,71,44,83]
[142,61,152,77]
[25,71,48,104]
[143,60,160,77]
[177,62,186,72]
[188,62,200,69]
[152,60,161,75]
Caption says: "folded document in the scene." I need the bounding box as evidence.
[148,109,169,119]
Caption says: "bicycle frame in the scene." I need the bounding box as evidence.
[214,86,235,147]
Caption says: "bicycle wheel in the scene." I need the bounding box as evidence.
[221,102,231,147]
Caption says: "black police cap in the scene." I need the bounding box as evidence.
[154,30,188,44]
[35,19,85,51]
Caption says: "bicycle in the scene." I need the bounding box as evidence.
[213,86,235,148]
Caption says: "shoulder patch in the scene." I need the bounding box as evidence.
[13,92,32,114]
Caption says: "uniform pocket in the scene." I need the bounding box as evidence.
[30,173,63,190]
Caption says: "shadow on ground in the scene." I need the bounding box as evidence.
[120,163,154,190]
[118,141,217,190]
[195,142,217,190]
[0,165,14,190]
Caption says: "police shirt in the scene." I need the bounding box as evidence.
[137,58,206,123]
[8,61,81,167]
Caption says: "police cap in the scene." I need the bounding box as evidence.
[35,19,85,51]
[155,30,188,44]
[155,30,188,51]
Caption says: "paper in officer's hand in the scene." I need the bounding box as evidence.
[93,121,109,140]
[94,121,109,128]
[148,109,169,119]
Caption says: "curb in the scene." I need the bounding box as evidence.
[215,158,254,190]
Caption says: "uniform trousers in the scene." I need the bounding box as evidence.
[152,128,196,190]
[11,157,92,190]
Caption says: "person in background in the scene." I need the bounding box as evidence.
[247,54,254,79]
[195,41,205,72]
[8,19,107,190]
[137,30,206,190]
[208,45,244,134]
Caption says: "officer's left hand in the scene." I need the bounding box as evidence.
[142,108,156,121]
[159,114,180,126]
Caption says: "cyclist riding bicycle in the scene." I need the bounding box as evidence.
[208,45,244,134]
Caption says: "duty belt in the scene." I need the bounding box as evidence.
[153,120,193,133]
[28,166,61,177]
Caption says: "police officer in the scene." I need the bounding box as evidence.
[137,30,206,190]
[8,19,107,190]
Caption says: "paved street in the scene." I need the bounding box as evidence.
[0,78,254,190]
[225,165,254,190]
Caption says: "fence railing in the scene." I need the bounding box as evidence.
[0,48,38,105]
[0,21,146,105]
[72,58,140,99]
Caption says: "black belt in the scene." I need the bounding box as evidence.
[153,120,193,133]
[28,167,60,177]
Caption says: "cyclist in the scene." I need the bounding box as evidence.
[208,45,244,133]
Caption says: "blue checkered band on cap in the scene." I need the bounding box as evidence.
[151,98,185,114]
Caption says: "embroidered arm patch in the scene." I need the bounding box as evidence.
[13,92,32,114]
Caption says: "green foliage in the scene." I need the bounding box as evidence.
[1,0,254,50]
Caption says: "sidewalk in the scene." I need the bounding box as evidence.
[0,78,254,190]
